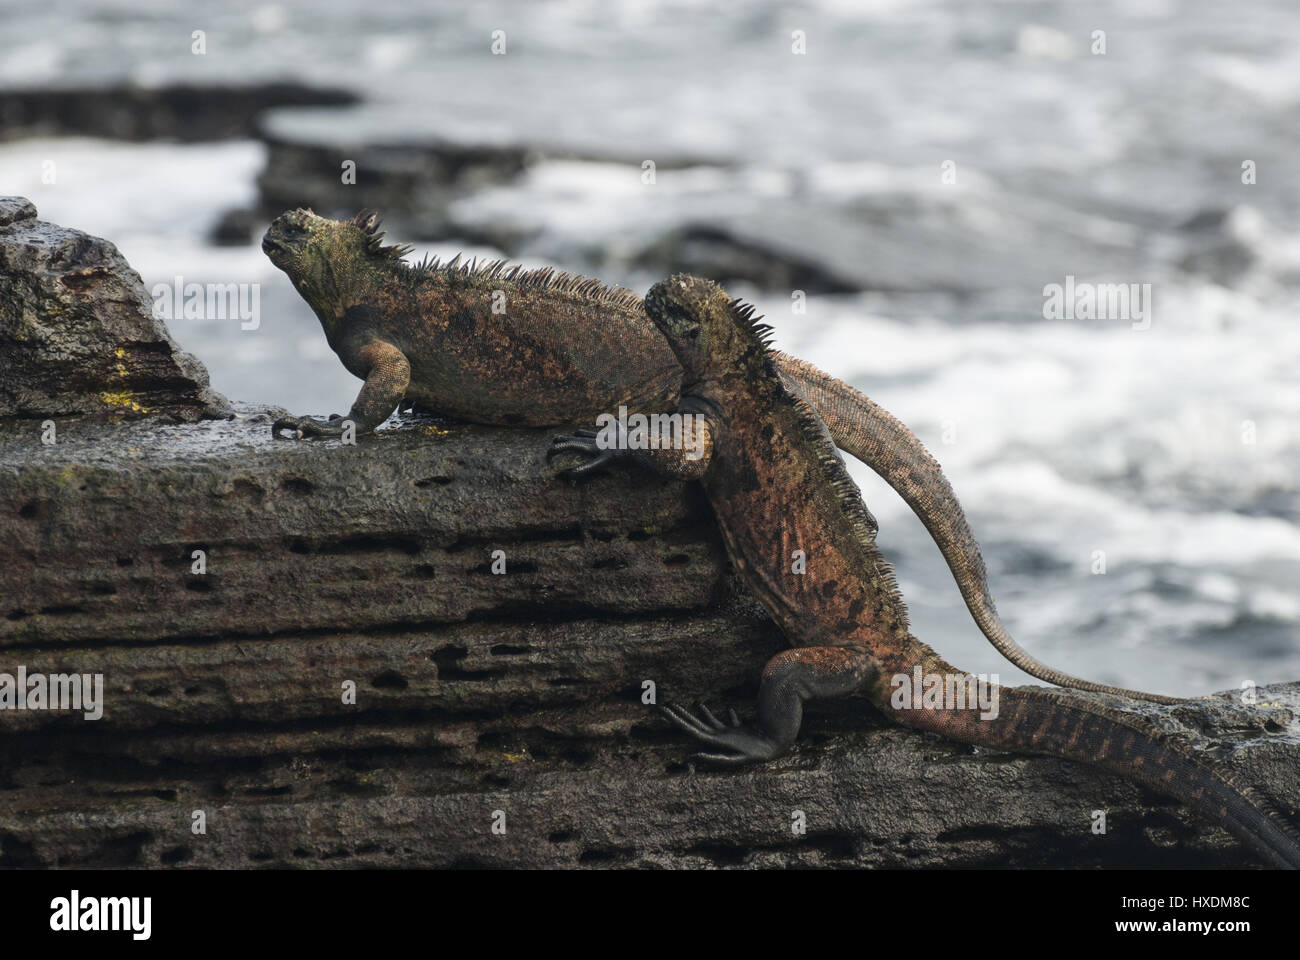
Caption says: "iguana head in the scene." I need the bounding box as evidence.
[262,209,412,317]
[643,274,774,386]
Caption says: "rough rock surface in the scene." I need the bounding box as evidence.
[0,410,1296,869]
[0,197,229,422]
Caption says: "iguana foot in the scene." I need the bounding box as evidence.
[547,429,626,479]
[272,414,347,440]
[661,701,783,765]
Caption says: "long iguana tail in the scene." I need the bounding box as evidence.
[877,643,1300,868]
[773,351,1181,705]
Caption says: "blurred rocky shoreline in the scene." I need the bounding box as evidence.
[4,79,1257,309]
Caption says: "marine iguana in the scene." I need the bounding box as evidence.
[549,274,1300,869]
[261,207,1176,704]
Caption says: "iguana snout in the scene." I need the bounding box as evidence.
[261,208,320,269]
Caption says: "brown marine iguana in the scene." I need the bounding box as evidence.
[260,207,1177,704]
[548,274,1300,869]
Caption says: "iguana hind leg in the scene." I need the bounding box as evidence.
[664,644,877,765]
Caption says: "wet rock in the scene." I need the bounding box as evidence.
[0,83,358,142]
[255,105,724,241]
[0,197,229,422]
[1177,206,1258,286]
[0,412,734,649]
[441,166,1144,297]
[634,194,1143,300]
[0,408,1296,868]
[636,223,860,295]
[255,106,529,239]
[209,207,261,247]
[258,133,527,242]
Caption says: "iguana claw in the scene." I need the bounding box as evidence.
[272,414,346,440]
[547,428,623,479]
[660,701,782,765]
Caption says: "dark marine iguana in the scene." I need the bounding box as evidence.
[548,274,1300,868]
[260,207,1176,704]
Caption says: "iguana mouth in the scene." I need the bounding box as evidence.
[261,233,288,264]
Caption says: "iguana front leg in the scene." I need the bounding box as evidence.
[548,414,714,480]
[273,336,410,440]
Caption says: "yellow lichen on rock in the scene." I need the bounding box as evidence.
[98,390,152,414]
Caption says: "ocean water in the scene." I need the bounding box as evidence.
[2,0,1299,695]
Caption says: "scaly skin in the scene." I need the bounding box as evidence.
[262,207,1177,703]
[550,273,1300,868]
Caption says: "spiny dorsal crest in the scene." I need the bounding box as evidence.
[348,209,413,260]
[347,210,642,310]
[718,293,909,630]
[787,390,907,629]
[729,296,778,354]
[393,248,643,311]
